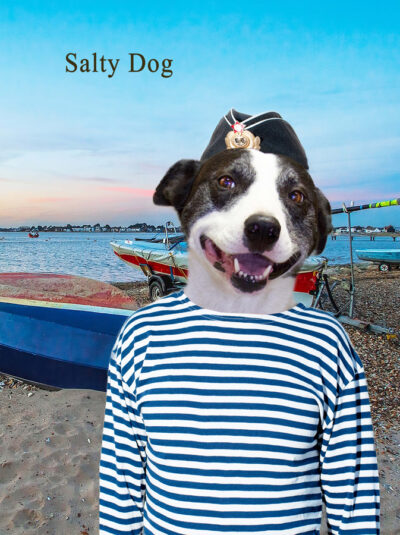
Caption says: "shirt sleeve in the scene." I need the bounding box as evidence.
[319,365,380,534]
[99,320,148,535]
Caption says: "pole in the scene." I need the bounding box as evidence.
[331,197,400,215]
[345,202,356,318]
[328,195,399,333]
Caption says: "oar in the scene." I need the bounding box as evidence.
[331,197,400,214]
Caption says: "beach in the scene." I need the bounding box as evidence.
[0,265,399,534]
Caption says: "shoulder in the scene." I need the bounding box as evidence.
[122,289,189,330]
[115,291,191,388]
[115,290,190,355]
[293,304,351,346]
[292,305,363,380]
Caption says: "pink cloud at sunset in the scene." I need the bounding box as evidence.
[29,196,75,203]
[100,186,155,196]
[0,182,170,226]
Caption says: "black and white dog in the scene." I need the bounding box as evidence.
[154,148,332,315]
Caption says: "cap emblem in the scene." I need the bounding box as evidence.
[225,128,261,150]
[224,114,262,150]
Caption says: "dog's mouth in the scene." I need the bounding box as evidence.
[200,234,301,293]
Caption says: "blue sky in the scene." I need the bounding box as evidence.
[0,1,399,228]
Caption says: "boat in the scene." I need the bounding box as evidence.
[0,273,136,391]
[28,230,39,238]
[111,231,327,306]
[356,249,400,271]
[134,221,183,243]
[134,233,184,243]
[111,237,188,284]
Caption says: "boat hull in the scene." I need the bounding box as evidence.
[0,298,131,391]
[111,240,188,283]
[356,249,400,264]
[111,240,326,303]
[0,273,137,391]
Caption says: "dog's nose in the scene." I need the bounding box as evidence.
[243,214,281,252]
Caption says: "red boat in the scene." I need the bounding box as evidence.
[28,230,39,238]
[111,231,327,305]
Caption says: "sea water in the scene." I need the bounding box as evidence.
[0,232,398,283]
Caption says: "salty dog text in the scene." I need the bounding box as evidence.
[65,53,174,78]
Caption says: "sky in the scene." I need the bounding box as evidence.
[0,1,399,228]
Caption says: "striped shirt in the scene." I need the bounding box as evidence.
[99,289,380,535]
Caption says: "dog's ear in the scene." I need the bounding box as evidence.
[313,187,333,254]
[153,159,202,213]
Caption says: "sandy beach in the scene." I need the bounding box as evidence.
[0,265,399,534]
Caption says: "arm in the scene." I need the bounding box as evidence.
[99,322,148,534]
[320,366,380,534]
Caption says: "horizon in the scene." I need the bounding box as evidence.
[2,215,399,231]
[1,2,399,228]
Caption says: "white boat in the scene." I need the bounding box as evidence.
[111,226,327,305]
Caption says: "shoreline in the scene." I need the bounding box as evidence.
[0,266,399,533]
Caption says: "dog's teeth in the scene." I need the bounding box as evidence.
[262,265,273,279]
[234,257,240,273]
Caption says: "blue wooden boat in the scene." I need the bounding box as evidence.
[0,298,132,391]
[355,249,400,271]
[0,273,137,391]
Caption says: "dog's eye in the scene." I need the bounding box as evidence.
[289,190,304,203]
[218,176,235,189]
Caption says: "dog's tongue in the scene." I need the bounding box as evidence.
[203,238,272,277]
[235,253,271,276]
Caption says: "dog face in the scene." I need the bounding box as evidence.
[154,149,332,294]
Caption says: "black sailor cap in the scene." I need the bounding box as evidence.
[200,109,308,170]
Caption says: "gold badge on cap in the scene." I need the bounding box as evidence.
[225,121,261,150]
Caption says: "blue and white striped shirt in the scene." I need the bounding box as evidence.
[99,289,380,534]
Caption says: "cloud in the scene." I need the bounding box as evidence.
[29,196,74,203]
[100,186,155,196]
[78,176,123,183]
